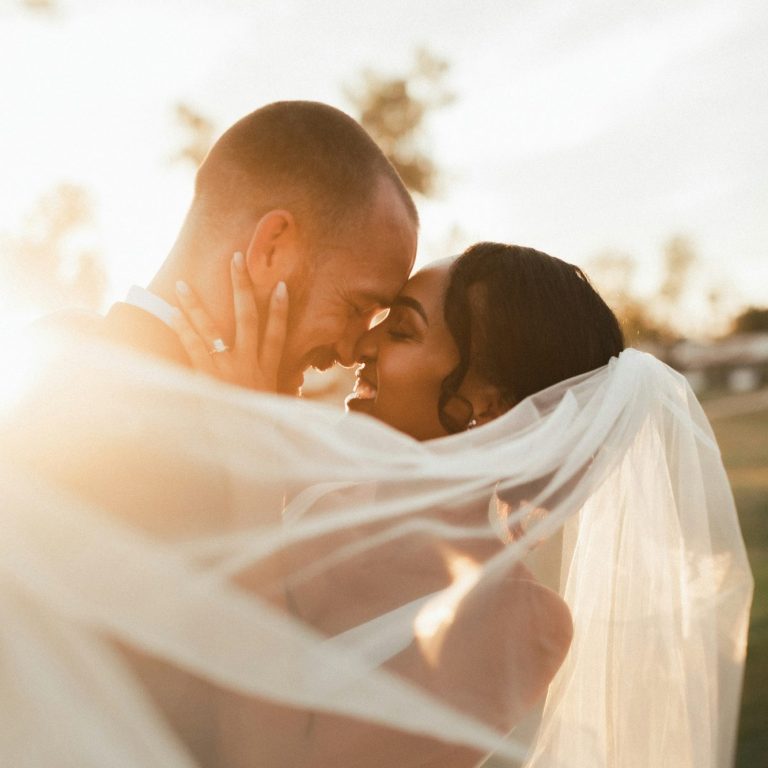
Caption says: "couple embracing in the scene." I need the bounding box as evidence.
[2,101,753,768]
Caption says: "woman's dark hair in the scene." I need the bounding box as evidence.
[438,242,625,433]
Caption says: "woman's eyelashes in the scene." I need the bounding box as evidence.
[382,306,422,342]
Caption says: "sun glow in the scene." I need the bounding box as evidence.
[414,552,481,666]
[0,1,764,334]
[0,329,47,417]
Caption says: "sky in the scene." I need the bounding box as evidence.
[0,0,766,336]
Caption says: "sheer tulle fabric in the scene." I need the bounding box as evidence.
[0,332,753,767]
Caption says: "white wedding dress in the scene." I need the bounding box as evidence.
[0,329,753,767]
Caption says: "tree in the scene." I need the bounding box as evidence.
[346,49,453,196]
[20,0,57,12]
[586,250,674,345]
[656,235,697,328]
[0,184,106,315]
[172,103,216,169]
[730,306,768,335]
[586,236,733,344]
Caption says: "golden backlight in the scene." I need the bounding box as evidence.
[0,330,47,417]
[414,550,481,667]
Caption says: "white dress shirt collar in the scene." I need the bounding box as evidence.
[125,286,177,330]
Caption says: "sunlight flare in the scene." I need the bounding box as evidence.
[414,552,481,666]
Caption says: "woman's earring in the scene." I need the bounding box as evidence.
[466,417,477,430]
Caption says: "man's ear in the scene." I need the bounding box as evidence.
[244,210,302,297]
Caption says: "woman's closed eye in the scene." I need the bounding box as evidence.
[385,318,418,341]
[387,328,413,341]
[382,305,423,342]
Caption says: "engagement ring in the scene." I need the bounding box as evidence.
[208,338,229,355]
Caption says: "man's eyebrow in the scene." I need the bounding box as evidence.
[391,296,429,325]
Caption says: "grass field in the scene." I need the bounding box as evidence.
[709,406,768,767]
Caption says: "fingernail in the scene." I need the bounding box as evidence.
[275,281,287,300]
[233,251,245,271]
[176,279,190,296]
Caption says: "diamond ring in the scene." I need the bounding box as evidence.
[208,338,229,355]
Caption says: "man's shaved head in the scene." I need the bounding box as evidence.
[193,100,418,240]
[157,101,418,396]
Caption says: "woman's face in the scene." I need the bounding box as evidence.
[346,260,460,441]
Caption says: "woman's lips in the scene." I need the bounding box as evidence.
[352,376,378,400]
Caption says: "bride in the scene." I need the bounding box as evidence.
[0,244,753,767]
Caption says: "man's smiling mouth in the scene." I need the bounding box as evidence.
[346,365,378,411]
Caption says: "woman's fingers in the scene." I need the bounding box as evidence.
[171,263,289,391]
[171,308,218,375]
[173,279,236,380]
[230,252,260,355]
[175,280,226,347]
[260,281,289,380]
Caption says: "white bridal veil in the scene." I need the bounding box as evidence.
[0,331,753,768]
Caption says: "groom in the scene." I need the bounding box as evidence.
[29,101,420,762]
[101,100,417,393]
[85,101,437,762]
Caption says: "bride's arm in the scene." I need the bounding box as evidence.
[278,500,572,767]
[206,493,572,768]
[302,555,573,768]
